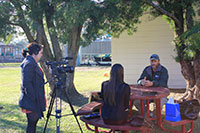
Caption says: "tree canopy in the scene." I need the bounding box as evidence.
[1,0,199,100]
[0,0,145,97]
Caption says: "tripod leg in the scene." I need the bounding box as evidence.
[43,88,56,133]
[65,94,83,133]
[56,92,61,133]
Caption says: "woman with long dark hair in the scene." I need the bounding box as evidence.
[101,64,130,125]
[19,42,46,133]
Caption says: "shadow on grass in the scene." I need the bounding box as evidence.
[0,103,55,132]
[0,118,55,132]
[53,91,89,107]
[70,94,89,107]
[155,114,200,133]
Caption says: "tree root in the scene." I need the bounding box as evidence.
[184,91,193,100]
[178,90,189,101]
[194,86,200,103]
[177,85,200,103]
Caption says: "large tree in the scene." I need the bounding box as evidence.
[144,0,200,101]
[0,0,145,99]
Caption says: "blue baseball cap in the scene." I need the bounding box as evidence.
[150,54,160,61]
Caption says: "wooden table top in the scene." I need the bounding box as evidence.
[130,84,170,100]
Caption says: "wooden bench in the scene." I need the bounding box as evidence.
[77,101,151,133]
[76,101,102,116]
[163,119,194,133]
[80,117,150,133]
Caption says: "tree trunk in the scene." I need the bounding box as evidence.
[21,24,35,42]
[175,28,197,101]
[35,19,55,89]
[174,3,200,101]
[193,56,200,102]
[15,0,83,102]
[64,26,82,98]
[145,0,199,102]
[179,56,200,102]
[178,60,196,100]
[65,44,80,97]
[44,3,63,61]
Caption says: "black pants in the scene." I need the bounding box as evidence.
[26,112,39,133]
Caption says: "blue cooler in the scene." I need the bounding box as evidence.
[165,103,181,122]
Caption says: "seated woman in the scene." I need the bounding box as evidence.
[101,64,130,125]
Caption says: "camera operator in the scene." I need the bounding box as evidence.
[19,42,46,133]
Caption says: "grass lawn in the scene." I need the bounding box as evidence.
[0,63,21,67]
[0,65,110,133]
[0,64,199,133]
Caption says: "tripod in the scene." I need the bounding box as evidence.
[43,77,83,133]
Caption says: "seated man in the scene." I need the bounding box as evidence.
[134,54,169,115]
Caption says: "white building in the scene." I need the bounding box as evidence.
[112,15,186,88]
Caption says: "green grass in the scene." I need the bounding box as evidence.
[74,67,110,95]
[0,66,199,133]
[0,66,110,133]
[0,63,21,67]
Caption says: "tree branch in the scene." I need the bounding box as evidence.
[8,0,35,42]
[5,21,20,26]
[20,24,35,42]
[185,2,194,30]
[145,0,182,28]
[44,2,63,60]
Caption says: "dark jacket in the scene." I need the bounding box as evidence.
[101,81,130,121]
[137,64,169,88]
[19,56,46,118]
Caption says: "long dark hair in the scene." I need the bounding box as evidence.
[22,42,43,58]
[103,64,124,106]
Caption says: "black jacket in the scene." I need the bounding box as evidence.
[19,56,46,118]
[101,81,130,121]
[137,64,169,88]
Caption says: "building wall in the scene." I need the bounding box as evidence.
[64,40,111,65]
[112,16,186,88]
[81,40,111,55]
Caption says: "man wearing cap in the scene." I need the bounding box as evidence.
[134,54,169,116]
[137,54,168,87]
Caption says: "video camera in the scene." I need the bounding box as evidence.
[46,57,74,77]
[43,57,83,133]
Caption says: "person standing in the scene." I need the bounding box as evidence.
[19,42,46,133]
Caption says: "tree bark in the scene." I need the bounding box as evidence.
[175,27,197,100]
[175,3,200,101]
[185,2,194,30]
[33,11,55,89]
[65,26,82,98]
[30,1,83,100]
[7,0,85,101]
[141,1,199,101]
[9,0,34,42]
[178,60,196,100]
[193,56,200,102]
[145,0,182,28]
[20,24,35,42]
[44,1,83,98]
[44,3,63,61]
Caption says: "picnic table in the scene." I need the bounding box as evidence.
[78,85,194,132]
[130,85,194,133]
[80,116,150,133]
[129,84,170,129]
